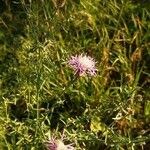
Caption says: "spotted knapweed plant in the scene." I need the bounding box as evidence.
[68,54,97,76]
[46,136,75,150]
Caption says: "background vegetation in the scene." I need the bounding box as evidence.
[0,0,150,149]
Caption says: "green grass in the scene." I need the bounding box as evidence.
[0,0,150,149]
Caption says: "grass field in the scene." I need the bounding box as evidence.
[0,0,150,149]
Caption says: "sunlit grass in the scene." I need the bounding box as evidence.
[0,0,150,149]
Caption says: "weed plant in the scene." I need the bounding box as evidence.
[0,0,150,149]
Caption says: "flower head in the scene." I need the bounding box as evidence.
[68,54,97,76]
[46,137,74,150]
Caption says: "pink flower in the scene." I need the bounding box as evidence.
[68,54,97,76]
[46,137,75,150]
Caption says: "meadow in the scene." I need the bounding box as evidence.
[0,0,150,149]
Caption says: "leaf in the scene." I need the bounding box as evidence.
[144,101,150,122]
[90,116,106,133]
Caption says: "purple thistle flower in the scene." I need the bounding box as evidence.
[46,137,75,150]
[68,54,97,76]
[46,137,57,150]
